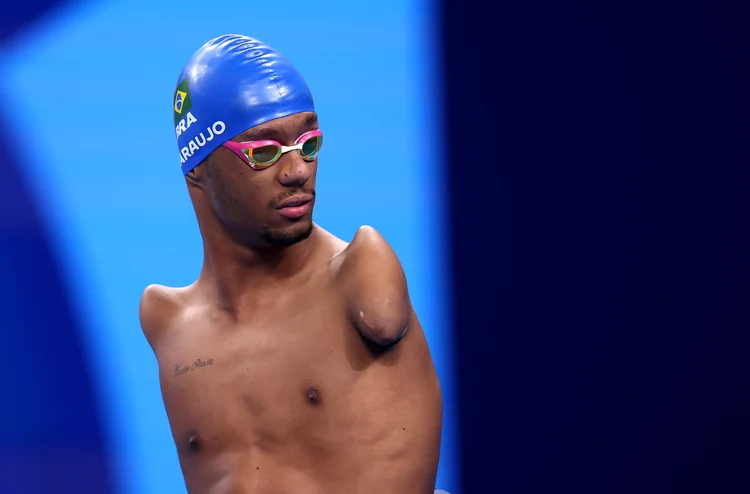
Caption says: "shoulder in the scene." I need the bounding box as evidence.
[333,226,411,345]
[139,284,184,349]
[349,225,391,250]
[335,225,402,274]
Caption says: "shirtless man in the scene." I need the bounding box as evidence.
[138,34,443,494]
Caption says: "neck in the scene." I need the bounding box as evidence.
[199,224,318,314]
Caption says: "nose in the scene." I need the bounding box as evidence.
[277,151,313,187]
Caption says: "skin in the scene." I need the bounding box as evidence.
[139,112,443,494]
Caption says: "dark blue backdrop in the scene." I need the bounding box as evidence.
[444,1,750,493]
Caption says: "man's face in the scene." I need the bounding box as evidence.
[199,112,320,247]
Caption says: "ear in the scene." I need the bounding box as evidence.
[185,167,201,187]
[186,156,210,189]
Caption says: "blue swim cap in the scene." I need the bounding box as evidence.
[173,34,315,175]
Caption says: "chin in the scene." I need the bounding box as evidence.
[261,219,314,247]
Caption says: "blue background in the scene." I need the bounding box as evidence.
[0,1,455,493]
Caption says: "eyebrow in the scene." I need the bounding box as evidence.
[242,126,283,141]
[241,114,319,142]
[303,114,318,128]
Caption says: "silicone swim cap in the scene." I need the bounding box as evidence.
[173,34,315,175]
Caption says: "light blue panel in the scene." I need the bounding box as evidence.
[4,0,457,492]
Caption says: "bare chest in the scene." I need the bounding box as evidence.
[155,293,365,451]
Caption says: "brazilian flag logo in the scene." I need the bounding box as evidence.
[173,78,193,124]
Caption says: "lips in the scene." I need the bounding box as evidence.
[276,194,314,219]
[277,194,313,209]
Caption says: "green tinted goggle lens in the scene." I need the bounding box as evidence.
[301,135,321,159]
[248,146,280,164]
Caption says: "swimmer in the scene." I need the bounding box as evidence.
[139,34,443,494]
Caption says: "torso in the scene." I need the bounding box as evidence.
[146,233,442,494]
